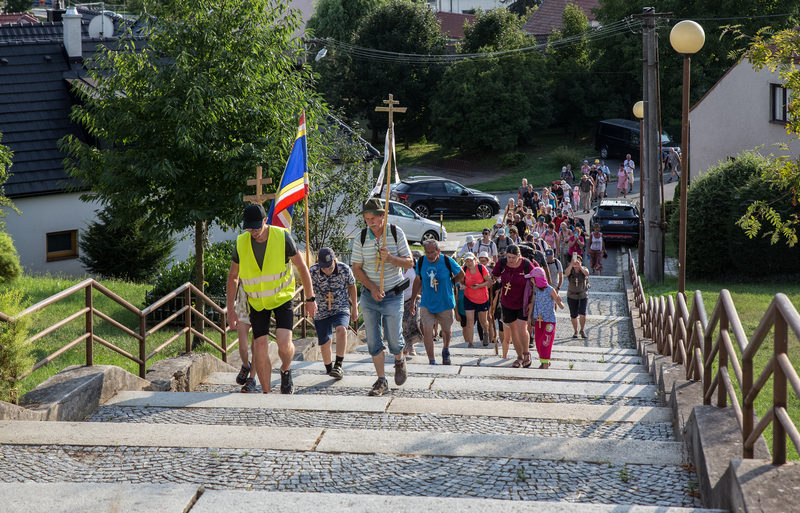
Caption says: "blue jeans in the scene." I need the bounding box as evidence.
[360,286,405,357]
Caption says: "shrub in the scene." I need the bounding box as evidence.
[79,203,176,282]
[500,152,526,167]
[0,290,33,404]
[147,240,235,302]
[550,145,582,170]
[669,151,800,279]
[0,232,21,283]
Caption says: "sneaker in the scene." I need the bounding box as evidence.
[368,378,389,396]
[580,330,588,339]
[482,332,489,347]
[236,363,250,385]
[280,369,294,394]
[394,359,407,386]
[442,347,451,366]
[329,365,344,380]
[241,377,256,393]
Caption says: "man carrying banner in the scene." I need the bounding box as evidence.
[352,198,414,397]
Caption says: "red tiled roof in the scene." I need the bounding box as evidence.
[522,0,599,42]
[0,12,40,25]
[435,11,476,40]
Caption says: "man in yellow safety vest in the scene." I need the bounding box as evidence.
[226,203,317,394]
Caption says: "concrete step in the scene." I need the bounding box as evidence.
[0,483,727,513]
[203,372,659,400]
[105,391,673,423]
[0,420,684,465]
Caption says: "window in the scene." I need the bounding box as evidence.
[46,230,78,261]
[391,203,416,219]
[771,84,792,123]
[444,182,463,195]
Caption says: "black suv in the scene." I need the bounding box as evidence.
[595,119,677,160]
[390,177,500,219]
[590,199,640,244]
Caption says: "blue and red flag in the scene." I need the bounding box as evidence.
[267,111,309,231]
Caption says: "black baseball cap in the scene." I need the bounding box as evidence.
[243,204,266,230]
[318,247,336,268]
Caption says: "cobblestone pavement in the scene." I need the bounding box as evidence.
[194,384,660,406]
[87,407,674,442]
[0,445,700,507]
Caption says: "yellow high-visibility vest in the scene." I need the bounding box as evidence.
[237,227,295,311]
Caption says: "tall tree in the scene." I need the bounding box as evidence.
[3,0,30,13]
[459,7,529,54]
[60,0,327,301]
[338,0,447,145]
[306,0,387,42]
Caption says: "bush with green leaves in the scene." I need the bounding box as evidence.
[550,146,582,171]
[500,152,526,167]
[669,151,800,279]
[147,240,235,303]
[0,232,21,284]
[78,203,176,282]
[0,290,33,404]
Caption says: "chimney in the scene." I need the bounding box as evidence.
[63,7,82,61]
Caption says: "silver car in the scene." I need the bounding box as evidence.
[387,200,447,244]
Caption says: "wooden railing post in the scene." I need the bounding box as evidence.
[86,284,93,367]
[185,287,192,353]
[221,306,228,363]
[139,314,146,378]
[774,312,788,465]
[718,308,729,408]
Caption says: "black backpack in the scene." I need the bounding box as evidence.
[360,224,398,246]
[416,254,456,277]
[494,257,532,276]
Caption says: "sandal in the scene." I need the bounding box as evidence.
[522,352,532,368]
[512,357,523,368]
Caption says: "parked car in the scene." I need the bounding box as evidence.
[390,177,500,219]
[595,119,677,160]
[590,199,640,245]
[387,200,447,244]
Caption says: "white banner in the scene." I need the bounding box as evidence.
[372,123,399,196]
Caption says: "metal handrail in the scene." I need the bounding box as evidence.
[627,248,800,465]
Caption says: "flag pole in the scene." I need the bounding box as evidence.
[378,123,393,295]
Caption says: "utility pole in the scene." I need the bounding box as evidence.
[641,8,664,283]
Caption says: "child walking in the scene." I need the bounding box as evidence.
[525,267,565,369]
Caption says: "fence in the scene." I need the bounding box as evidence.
[627,249,800,465]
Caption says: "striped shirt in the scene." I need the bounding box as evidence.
[352,225,411,289]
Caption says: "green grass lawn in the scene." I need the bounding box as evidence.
[0,274,236,399]
[641,276,800,460]
[443,219,497,233]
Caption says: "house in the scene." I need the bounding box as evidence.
[688,59,800,179]
[522,0,600,45]
[430,0,503,15]
[0,7,378,276]
[0,12,40,25]
[435,11,476,43]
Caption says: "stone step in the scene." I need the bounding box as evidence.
[0,450,708,509]
[345,354,646,373]
[289,361,652,384]
[356,345,639,356]
[0,483,727,513]
[0,420,683,465]
[105,391,672,423]
[203,373,658,400]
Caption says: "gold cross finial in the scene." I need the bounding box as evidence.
[244,166,276,204]
[375,94,407,137]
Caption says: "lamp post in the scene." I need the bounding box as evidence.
[670,20,704,296]
[633,101,645,275]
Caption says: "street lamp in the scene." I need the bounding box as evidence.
[670,20,704,296]
[633,101,645,275]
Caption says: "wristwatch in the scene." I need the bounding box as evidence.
[305,296,316,302]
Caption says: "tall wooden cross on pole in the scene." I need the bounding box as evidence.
[375,94,406,294]
[243,166,275,205]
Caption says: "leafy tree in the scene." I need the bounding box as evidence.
[306,0,387,42]
[0,135,21,231]
[0,232,21,283]
[3,0,30,13]
[0,290,33,404]
[736,27,800,246]
[431,9,549,151]
[502,0,540,18]
[78,202,176,282]
[60,0,328,305]
[335,0,447,145]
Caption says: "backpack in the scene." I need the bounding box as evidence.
[416,254,456,278]
[360,224,398,246]
[462,263,487,279]
[494,257,532,277]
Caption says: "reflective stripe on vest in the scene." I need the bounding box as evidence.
[237,227,295,311]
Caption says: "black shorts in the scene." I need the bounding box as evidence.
[567,297,587,318]
[464,297,490,312]
[502,306,526,324]
[249,300,294,339]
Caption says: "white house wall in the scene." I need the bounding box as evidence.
[433,0,502,13]
[689,62,800,177]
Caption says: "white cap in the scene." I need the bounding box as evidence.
[496,217,503,224]
[463,252,476,261]
[532,232,540,238]
[465,235,474,243]
[478,251,490,260]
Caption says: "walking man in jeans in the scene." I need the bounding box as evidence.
[409,240,464,365]
[351,198,414,396]
[226,203,317,394]
[309,247,358,380]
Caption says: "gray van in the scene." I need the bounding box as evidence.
[595,119,676,159]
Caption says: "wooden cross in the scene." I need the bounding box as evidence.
[536,314,544,329]
[326,292,335,310]
[504,282,512,295]
[375,94,407,140]
[431,277,439,292]
[244,166,275,204]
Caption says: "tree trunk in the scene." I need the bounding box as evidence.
[194,220,205,337]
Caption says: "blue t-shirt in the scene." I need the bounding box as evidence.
[418,255,459,314]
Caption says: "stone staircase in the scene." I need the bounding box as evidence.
[0,275,726,512]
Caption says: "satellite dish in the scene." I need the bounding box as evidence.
[88,15,115,39]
